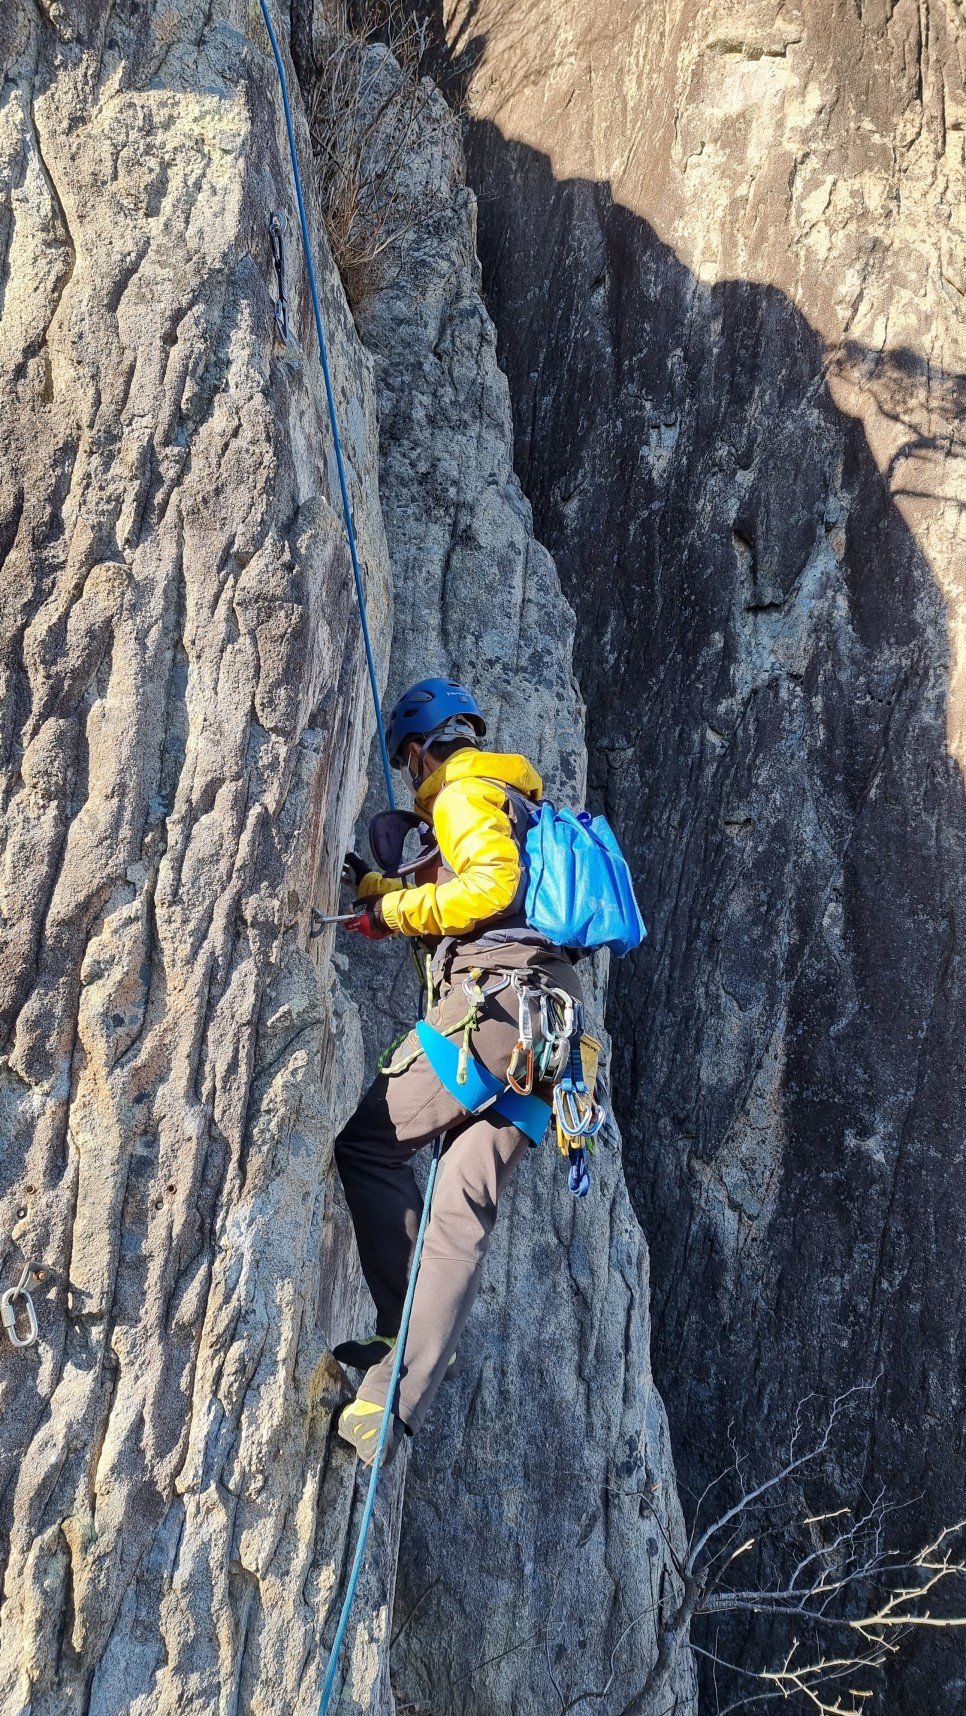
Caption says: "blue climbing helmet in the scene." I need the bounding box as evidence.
[384,677,486,769]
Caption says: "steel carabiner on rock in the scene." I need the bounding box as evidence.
[1,1262,39,1350]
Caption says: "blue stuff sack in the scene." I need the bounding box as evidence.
[521,800,647,957]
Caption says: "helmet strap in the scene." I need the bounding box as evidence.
[408,718,480,790]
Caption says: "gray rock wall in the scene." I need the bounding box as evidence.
[0,5,399,1712]
[305,37,697,1715]
[1,5,697,1714]
[416,0,966,1708]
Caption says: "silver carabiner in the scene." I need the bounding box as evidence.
[1,1263,39,1350]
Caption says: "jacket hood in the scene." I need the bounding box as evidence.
[416,747,543,812]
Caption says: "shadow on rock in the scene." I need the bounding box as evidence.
[413,105,966,1716]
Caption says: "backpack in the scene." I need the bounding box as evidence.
[501,787,647,958]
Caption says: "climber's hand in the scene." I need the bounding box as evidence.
[345,900,392,941]
[342,852,369,889]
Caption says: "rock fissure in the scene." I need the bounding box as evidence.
[407,0,966,1705]
[0,5,697,1714]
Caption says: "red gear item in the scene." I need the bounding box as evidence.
[345,901,392,941]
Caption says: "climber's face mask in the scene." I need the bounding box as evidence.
[368,809,440,880]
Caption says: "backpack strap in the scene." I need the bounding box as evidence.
[424,776,548,952]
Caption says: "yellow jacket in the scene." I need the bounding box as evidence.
[359,749,541,938]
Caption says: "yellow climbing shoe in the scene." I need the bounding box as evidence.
[337,1397,400,1468]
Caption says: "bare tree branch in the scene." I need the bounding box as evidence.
[615,1382,966,1714]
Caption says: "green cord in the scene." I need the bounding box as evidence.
[378,1004,480,1078]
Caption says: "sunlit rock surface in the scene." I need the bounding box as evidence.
[0,5,397,1711]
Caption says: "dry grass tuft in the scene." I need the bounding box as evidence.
[308,1,438,309]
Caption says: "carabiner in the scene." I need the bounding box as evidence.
[554,1084,605,1140]
[1,1263,39,1350]
[507,1042,535,1096]
[269,210,290,344]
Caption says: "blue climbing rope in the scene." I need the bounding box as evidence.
[258,0,395,807]
[316,1135,443,1716]
[256,10,441,1712]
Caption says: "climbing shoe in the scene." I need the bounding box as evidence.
[333,1333,461,1381]
[333,1334,395,1371]
[337,1397,403,1468]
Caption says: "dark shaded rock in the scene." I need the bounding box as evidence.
[416,0,966,1706]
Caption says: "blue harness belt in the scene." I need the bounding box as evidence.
[414,1021,552,1143]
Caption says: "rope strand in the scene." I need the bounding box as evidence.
[316,1135,443,1715]
[258,0,395,807]
[255,10,432,1713]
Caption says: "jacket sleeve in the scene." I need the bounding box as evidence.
[379,780,522,937]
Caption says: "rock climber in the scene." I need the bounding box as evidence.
[332,677,584,1465]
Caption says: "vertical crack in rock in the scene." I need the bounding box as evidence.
[1,5,399,1713]
[316,42,698,1714]
[412,0,966,1709]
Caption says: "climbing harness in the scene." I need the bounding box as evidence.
[377,968,501,1080]
[1,1261,39,1350]
[268,210,290,344]
[258,0,394,808]
[413,1018,553,1143]
[379,969,606,1182]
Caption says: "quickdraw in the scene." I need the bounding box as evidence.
[268,210,290,344]
[1,1260,40,1350]
[552,1018,604,1201]
[506,976,536,1093]
[554,1034,605,1141]
[507,974,575,1094]
[504,976,606,1197]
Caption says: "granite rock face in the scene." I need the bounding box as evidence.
[0,6,697,1714]
[418,0,966,1707]
[320,46,698,1714]
[0,5,399,1712]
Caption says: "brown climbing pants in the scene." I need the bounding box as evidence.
[334,940,582,1433]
